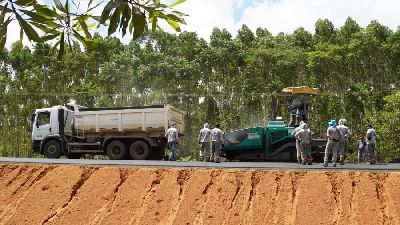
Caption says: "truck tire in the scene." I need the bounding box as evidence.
[44,140,62,159]
[130,141,150,160]
[106,140,126,160]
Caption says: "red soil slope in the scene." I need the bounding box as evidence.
[0,164,399,225]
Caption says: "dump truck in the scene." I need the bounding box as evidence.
[223,86,327,162]
[31,103,185,160]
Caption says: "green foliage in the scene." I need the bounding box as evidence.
[0,0,187,60]
[368,92,400,162]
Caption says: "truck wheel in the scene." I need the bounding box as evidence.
[130,141,150,160]
[44,140,62,159]
[106,141,126,160]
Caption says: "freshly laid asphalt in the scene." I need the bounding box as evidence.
[0,157,399,171]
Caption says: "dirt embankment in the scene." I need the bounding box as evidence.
[0,164,399,225]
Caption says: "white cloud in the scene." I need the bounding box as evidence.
[173,0,400,40]
[171,0,243,40]
[239,0,400,35]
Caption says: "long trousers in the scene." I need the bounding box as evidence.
[324,140,338,164]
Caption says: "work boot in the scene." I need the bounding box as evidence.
[333,163,337,167]
[323,162,328,167]
[307,161,312,165]
[340,160,344,165]
[302,161,306,165]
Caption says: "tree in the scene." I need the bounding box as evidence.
[314,19,337,43]
[369,92,400,162]
[0,0,187,59]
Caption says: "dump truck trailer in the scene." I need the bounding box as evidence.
[223,120,326,161]
[31,103,184,160]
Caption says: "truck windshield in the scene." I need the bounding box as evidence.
[36,112,51,127]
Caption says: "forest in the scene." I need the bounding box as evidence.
[0,17,399,162]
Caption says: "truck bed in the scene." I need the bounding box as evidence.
[73,105,184,137]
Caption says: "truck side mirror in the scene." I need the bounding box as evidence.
[31,114,36,125]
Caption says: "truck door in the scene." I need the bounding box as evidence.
[33,111,52,141]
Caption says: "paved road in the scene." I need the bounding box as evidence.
[1,157,399,171]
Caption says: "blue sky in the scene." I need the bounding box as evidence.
[233,0,262,22]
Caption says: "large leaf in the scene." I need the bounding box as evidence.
[15,0,36,6]
[0,18,11,38]
[31,21,62,34]
[108,6,121,36]
[16,13,41,42]
[151,17,157,32]
[21,10,52,23]
[120,3,131,36]
[166,18,181,32]
[0,36,6,53]
[33,5,59,19]
[41,33,60,42]
[78,17,92,38]
[20,27,23,41]
[166,13,185,24]
[0,18,11,52]
[73,30,97,50]
[57,31,64,60]
[100,1,117,25]
[0,3,10,24]
[53,0,66,13]
[132,10,146,39]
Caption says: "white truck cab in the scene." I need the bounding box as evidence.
[31,106,74,157]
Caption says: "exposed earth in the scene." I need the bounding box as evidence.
[0,163,399,225]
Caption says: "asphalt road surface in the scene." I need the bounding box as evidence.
[1,157,399,171]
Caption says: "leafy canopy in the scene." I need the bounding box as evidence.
[0,0,187,60]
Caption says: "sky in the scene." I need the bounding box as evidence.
[170,0,400,40]
[6,0,400,48]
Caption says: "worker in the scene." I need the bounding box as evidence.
[198,123,212,161]
[211,124,224,163]
[289,98,308,126]
[305,123,314,164]
[357,136,366,163]
[323,120,340,167]
[292,121,305,164]
[337,119,351,165]
[366,123,377,164]
[165,124,179,161]
[295,123,312,165]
